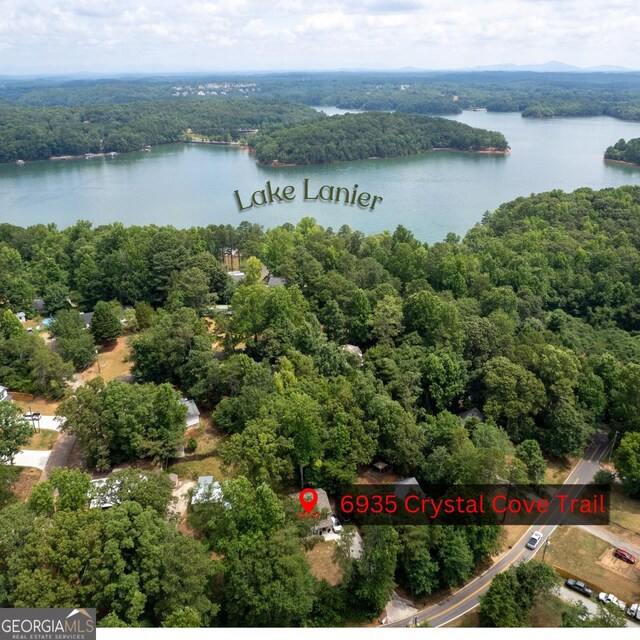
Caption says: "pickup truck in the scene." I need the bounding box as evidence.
[626,603,640,621]
[598,592,626,611]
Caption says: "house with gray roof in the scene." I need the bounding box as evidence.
[180,398,200,428]
[458,407,486,422]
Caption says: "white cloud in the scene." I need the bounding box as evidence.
[0,0,637,73]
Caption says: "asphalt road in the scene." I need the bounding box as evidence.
[386,432,611,628]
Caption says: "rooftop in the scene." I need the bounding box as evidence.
[191,475,229,508]
[458,407,486,422]
[180,398,200,421]
[291,488,332,531]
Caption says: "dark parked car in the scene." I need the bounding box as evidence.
[614,548,637,564]
[565,578,593,597]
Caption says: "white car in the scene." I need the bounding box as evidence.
[330,515,343,533]
[526,531,543,550]
[626,603,640,620]
[598,593,626,611]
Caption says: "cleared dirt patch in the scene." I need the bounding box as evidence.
[356,467,403,485]
[185,418,223,456]
[305,539,343,586]
[12,466,42,501]
[12,394,61,414]
[169,420,233,481]
[546,526,640,604]
[597,547,640,579]
[171,480,196,521]
[76,334,133,384]
[25,429,58,451]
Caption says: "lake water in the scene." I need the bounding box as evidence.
[1,110,640,242]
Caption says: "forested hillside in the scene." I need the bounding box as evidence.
[3,71,640,120]
[2,186,640,625]
[0,99,320,162]
[249,112,508,165]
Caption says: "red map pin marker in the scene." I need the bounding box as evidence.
[299,488,318,514]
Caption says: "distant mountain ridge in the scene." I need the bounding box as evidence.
[471,61,630,72]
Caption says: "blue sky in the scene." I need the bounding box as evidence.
[1,0,638,74]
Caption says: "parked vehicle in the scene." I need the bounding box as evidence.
[526,531,543,550]
[565,578,593,597]
[330,515,343,533]
[598,592,626,611]
[626,603,639,619]
[614,548,637,564]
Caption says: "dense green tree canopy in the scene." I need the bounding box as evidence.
[250,112,508,165]
[604,138,640,165]
[0,402,33,464]
[58,378,186,470]
[3,184,640,627]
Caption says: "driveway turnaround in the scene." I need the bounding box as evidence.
[11,449,52,470]
[23,415,66,432]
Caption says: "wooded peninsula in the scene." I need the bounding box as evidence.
[249,112,509,165]
[605,138,640,165]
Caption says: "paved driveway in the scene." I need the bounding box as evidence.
[11,449,52,470]
[323,529,363,558]
[23,415,66,432]
[559,586,636,627]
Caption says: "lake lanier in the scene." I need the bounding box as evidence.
[234,179,383,212]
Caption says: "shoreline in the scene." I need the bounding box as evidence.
[13,139,248,165]
[603,156,640,168]
[260,146,511,167]
[50,151,120,161]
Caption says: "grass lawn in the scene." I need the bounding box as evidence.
[12,394,60,415]
[445,609,480,627]
[168,454,230,482]
[529,593,570,627]
[546,526,640,604]
[168,419,234,481]
[607,485,640,548]
[25,429,58,450]
[305,539,343,586]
